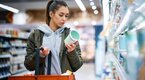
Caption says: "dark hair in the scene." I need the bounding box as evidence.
[46,0,69,24]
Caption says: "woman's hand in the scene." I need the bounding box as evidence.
[65,41,78,53]
[40,47,50,57]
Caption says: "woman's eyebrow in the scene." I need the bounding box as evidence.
[59,11,69,14]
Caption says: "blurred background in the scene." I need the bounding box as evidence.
[0,0,145,80]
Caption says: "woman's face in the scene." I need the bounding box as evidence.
[50,6,69,27]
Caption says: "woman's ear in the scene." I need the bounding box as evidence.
[49,11,53,18]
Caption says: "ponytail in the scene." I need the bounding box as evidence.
[46,0,53,24]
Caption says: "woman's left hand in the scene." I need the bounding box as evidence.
[65,41,78,53]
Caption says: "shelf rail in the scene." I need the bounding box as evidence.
[108,53,128,80]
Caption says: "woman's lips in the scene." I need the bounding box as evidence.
[61,22,65,25]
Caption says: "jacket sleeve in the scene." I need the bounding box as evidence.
[66,43,83,72]
[24,31,45,71]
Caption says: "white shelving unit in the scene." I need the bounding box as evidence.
[0,24,32,79]
[109,53,127,80]
[99,0,145,80]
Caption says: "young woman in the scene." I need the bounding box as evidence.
[24,0,83,75]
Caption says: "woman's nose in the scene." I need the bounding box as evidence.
[62,16,67,21]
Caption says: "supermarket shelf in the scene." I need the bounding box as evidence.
[11,61,24,65]
[0,24,36,30]
[0,54,11,58]
[0,24,30,79]
[101,0,145,80]
[11,69,27,75]
[0,73,11,79]
[108,53,128,80]
[0,46,11,49]
[136,21,145,30]
[11,53,26,56]
[112,7,133,39]
[0,63,10,68]
[113,2,145,39]
[13,71,34,76]
[0,34,28,40]
[11,46,26,48]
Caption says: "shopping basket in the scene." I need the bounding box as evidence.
[8,75,75,80]
[8,48,75,80]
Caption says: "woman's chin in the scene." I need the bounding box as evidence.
[58,24,64,27]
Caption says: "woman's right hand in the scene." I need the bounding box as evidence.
[40,47,50,57]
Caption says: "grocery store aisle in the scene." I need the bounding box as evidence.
[74,62,96,80]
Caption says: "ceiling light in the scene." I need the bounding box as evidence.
[90,2,95,6]
[89,0,93,1]
[75,0,86,12]
[92,5,97,10]
[0,4,19,13]
[94,10,98,14]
